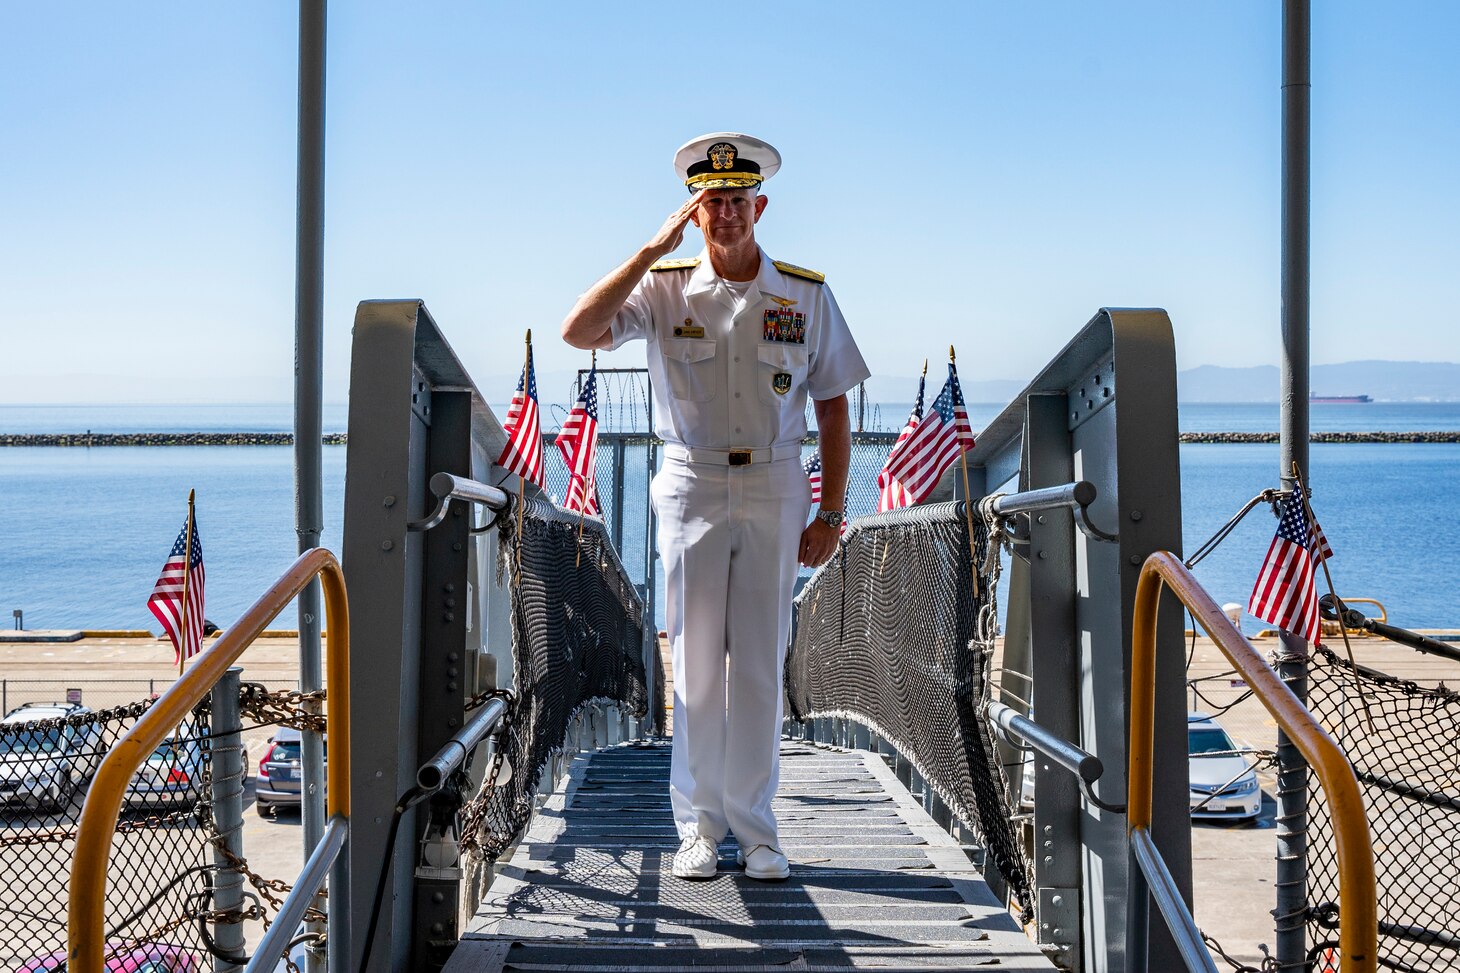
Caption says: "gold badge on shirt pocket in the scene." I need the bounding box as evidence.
[771,372,793,396]
[674,317,706,339]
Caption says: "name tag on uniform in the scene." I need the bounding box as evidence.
[762,308,806,344]
[673,321,706,339]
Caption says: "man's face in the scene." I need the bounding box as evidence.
[689,187,768,249]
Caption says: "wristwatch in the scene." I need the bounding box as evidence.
[815,509,845,529]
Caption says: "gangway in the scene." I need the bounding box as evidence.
[65,301,1379,973]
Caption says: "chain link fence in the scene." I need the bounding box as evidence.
[0,683,328,971]
[1304,645,1460,971]
[0,696,216,969]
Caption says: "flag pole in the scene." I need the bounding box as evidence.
[177,489,196,677]
[1290,461,1374,729]
[515,330,531,578]
[880,358,926,575]
[574,350,595,568]
[951,347,980,599]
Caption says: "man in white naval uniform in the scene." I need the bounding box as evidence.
[561,132,869,881]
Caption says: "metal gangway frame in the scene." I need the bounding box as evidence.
[339,300,653,973]
[787,307,1187,971]
[938,308,1191,971]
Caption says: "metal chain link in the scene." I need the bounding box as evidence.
[237,685,328,733]
[458,695,517,859]
[212,840,327,928]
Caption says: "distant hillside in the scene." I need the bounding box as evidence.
[1177,361,1460,402]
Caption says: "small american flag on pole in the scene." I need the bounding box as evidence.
[497,334,545,489]
[147,511,205,665]
[1247,496,1333,645]
[877,369,927,513]
[556,363,600,515]
[882,361,975,504]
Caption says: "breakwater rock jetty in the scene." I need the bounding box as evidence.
[1178,431,1458,444]
[1,432,350,446]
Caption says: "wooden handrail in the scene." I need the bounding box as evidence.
[1129,551,1375,973]
[68,548,350,973]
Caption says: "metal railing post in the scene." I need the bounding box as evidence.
[612,438,626,552]
[1277,3,1312,966]
[210,667,247,973]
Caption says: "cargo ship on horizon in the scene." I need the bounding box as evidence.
[1311,393,1372,403]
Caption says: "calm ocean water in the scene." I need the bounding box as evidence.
[0,403,1456,633]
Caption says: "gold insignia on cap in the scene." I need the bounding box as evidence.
[708,142,736,171]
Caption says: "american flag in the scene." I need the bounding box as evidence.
[497,338,545,488]
[556,364,600,515]
[1247,496,1334,645]
[147,513,205,664]
[882,362,975,504]
[803,451,845,535]
[877,370,927,512]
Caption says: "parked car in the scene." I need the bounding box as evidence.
[17,942,201,973]
[1017,712,1264,823]
[124,723,207,811]
[0,702,105,812]
[255,726,326,818]
[1187,712,1262,821]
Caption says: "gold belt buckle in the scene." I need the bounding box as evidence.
[728,449,753,466]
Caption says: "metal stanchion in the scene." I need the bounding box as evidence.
[209,667,247,973]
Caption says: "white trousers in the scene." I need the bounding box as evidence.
[651,453,809,848]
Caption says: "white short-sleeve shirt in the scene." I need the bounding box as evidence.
[609,247,870,449]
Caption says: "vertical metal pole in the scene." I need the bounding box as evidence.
[644,378,660,735]
[1276,2,1311,968]
[612,437,627,552]
[294,3,328,972]
[210,667,246,973]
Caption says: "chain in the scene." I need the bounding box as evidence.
[458,696,517,859]
[235,684,328,733]
[212,839,327,928]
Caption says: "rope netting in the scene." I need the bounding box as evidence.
[1304,645,1460,972]
[461,496,649,863]
[785,500,1034,916]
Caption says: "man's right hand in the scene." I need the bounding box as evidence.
[646,190,709,258]
[562,190,710,350]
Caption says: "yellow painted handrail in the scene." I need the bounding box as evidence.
[1130,551,1375,973]
[1338,597,1387,626]
[68,548,350,973]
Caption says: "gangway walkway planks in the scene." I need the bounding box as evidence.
[448,741,1056,972]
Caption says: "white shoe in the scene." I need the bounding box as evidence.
[672,835,719,880]
[737,844,790,881]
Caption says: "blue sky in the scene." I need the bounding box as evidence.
[3,2,1456,404]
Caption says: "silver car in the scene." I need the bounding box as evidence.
[124,724,207,812]
[0,703,105,812]
[1187,713,1263,821]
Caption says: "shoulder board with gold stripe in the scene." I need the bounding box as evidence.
[772,260,825,284]
[650,257,700,272]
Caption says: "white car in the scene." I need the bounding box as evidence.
[1187,713,1263,821]
[1017,712,1264,822]
[0,702,105,812]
